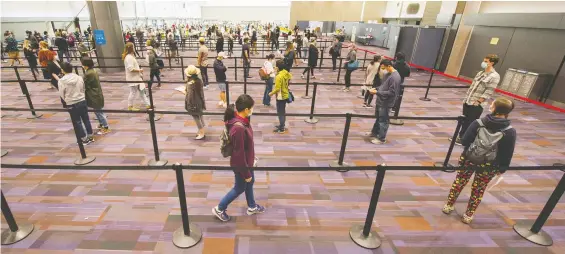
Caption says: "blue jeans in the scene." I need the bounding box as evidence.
[68,100,93,140]
[218,171,256,211]
[263,77,274,106]
[243,60,250,78]
[371,106,390,142]
[276,99,286,129]
[93,108,108,128]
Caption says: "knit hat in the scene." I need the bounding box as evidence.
[185,65,200,76]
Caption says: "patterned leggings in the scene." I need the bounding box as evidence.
[446,168,501,217]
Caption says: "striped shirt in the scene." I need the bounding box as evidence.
[464,69,500,107]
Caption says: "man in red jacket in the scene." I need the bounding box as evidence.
[213,94,266,222]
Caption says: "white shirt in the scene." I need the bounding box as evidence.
[124,54,143,87]
[263,60,276,77]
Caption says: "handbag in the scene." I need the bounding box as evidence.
[41,68,50,79]
[347,60,359,71]
[287,91,295,103]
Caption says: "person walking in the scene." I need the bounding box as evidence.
[269,59,291,134]
[330,37,342,72]
[213,52,229,108]
[451,54,500,145]
[184,65,207,140]
[363,55,382,108]
[82,57,110,135]
[23,39,40,77]
[213,94,265,222]
[59,62,94,145]
[4,31,21,66]
[443,98,516,224]
[147,41,163,88]
[343,44,357,92]
[45,49,62,92]
[301,39,319,79]
[197,37,210,88]
[54,31,71,62]
[123,42,150,111]
[262,54,276,107]
[366,59,401,145]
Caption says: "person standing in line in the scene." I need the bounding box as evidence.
[269,59,291,134]
[363,55,382,108]
[450,54,500,145]
[123,42,150,111]
[366,59,401,145]
[216,33,224,53]
[56,31,71,62]
[283,41,297,72]
[58,62,94,145]
[23,39,40,77]
[295,35,303,60]
[443,98,516,224]
[127,32,141,57]
[213,94,266,222]
[148,41,163,88]
[82,57,110,135]
[393,52,411,83]
[301,35,309,61]
[274,26,280,50]
[4,31,21,66]
[45,50,62,92]
[342,44,357,92]
[136,29,144,49]
[262,54,276,107]
[266,28,271,50]
[184,65,207,140]
[169,36,179,63]
[330,37,342,72]
[213,52,229,108]
[197,37,210,88]
[242,37,252,79]
[67,32,78,59]
[227,33,234,57]
[251,27,258,55]
[301,39,318,79]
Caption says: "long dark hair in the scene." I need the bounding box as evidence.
[224,94,255,122]
[371,55,381,65]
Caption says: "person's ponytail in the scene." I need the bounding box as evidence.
[224,104,236,122]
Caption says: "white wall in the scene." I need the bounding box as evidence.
[200,6,290,22]
[479,1,565,13]
[384,1,427,18]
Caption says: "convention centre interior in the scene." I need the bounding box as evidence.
[1,0,565,253]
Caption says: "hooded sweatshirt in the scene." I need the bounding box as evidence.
[59,73,86,105]
[461,114,517,171]
[273,69,291,100]
[227,114,254,179]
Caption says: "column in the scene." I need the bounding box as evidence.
[445,1,481,77]
[86,0,124,73]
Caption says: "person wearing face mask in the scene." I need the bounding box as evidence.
[342,44,357,92]
[269,59,292,134]
[365,59,401,144]
[213,94,266,222]
[82,57,110,135]
[184,65,207,140]
[450,54,500,145]
[59,62,94,145]
[442,98,516,224]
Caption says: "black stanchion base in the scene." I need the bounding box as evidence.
[330,160,351,172]
[349,224,381,249]
[304,117,319,124]
[1,150,8,157]
[26,114,43,119]
[172,224,202,248]
[554,163,565,172]
[434,162,456,172]
[356,95,365,99]
[148,159,168,166]
[301,95,312,99]
[513,222,553,246]
[1,223,34,245]
[419,97,431,101]
[74,156,96,165]
[146,114,163,122]
[389,119,404,126]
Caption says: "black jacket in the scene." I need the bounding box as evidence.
[213,59,227,82]
[55,37,68,51]
[393,60,411,83]
[216,37,224,52]
[461,114,516,171]
[308,45,319,67]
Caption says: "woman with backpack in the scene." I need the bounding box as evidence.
[301,39,319,80]
[184,65,207,140]
[261,54,276,107]
[213,94,265,222]
[362,55,382,108]
[442,98,516,224]
[283,41,297,72]
[147,41,163,88]
[343,44,357,92]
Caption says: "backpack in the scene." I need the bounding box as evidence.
[258,67,269,80]
[465,119,512,165]
[220,122,243,158]
[346,60,359,71]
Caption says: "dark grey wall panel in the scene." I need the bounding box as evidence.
[548,59,565,107]
[296,21,309,30]
[460,26,514,78]
[465,13,565,30]
[396,27,418,62]
[412,28,445,69]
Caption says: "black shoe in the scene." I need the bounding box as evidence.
[448,137,462,146]
[82,137,94,145]
[273,128,286,134]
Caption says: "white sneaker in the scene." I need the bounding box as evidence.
[301,74,305,79]
[218,101,224,107]
[370,138,387,145]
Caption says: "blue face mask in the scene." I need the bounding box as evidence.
[481,62,488,69]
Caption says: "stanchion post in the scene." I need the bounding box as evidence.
[74,66,79,75]
[146,108,168,166]
[68,108,96,165]
[19,81,43,119]
[225,81,231,105]
[389,84,405,126]
[419,71,434,101]
[302,68,311,99]
[304,82,319,124]
[181,57,185,80]
[434,115,464,172]
[319,47,324,71]
[172,163,203,248]
[1,191,34,245]
[14,67,27,97]
[337,58,343,82]
[349,164,386,249]
[234,57,238,81]
[362,51,368,69]
[330,113,352,170]
[513,172,565,246]
[244,72,248,94]
[167,49,172,70]
[146,82,162,121]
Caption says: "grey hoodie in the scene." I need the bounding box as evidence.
[59,73,86,105]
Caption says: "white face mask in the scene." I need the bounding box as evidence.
[481,62,488,69]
